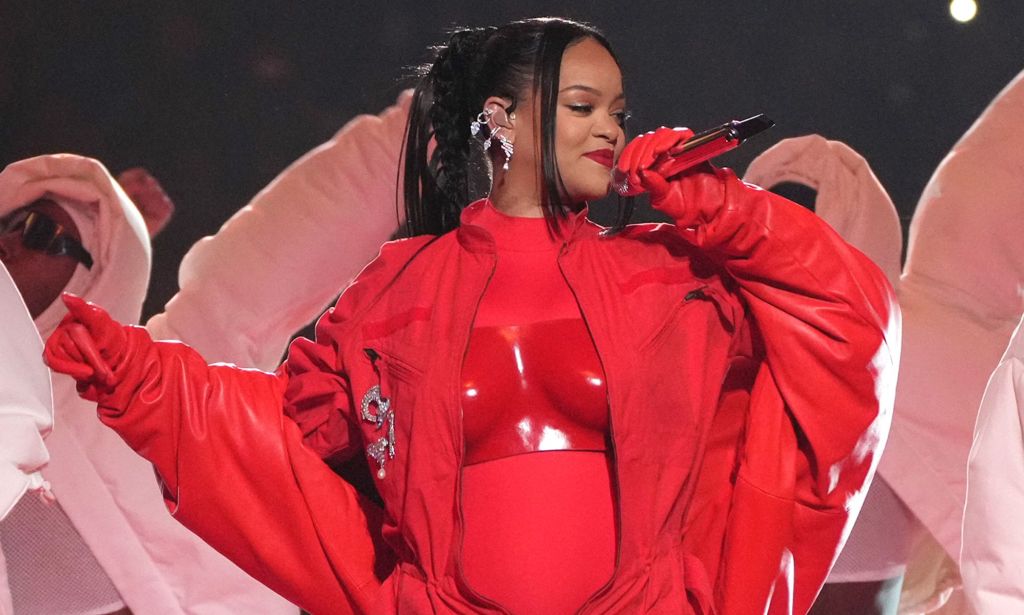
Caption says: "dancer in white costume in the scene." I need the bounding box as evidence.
[0,261,53,523]
[0,154,294,614]
[0,261,54,615]
[962,315,1024,612]
[958,71,1024,615]
[879,67,1024,614]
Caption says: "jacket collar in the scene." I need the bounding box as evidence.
[455,198,594,253]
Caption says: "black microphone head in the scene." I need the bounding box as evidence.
[733,114,775,141]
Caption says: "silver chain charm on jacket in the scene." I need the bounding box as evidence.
[361,385,395,478]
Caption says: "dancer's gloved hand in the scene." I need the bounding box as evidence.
[117,167,175,239]
[616,127,731,228]
[44,293,128,398]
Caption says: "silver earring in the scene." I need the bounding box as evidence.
[471,107,513,171]
[482,125,499,151]
[470,109,492,138]
[497,133,514,171]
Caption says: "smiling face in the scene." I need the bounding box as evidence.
[0,199,83,318]
[489,36,628,213]
[552,37,628,204]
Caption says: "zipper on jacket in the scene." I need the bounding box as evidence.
[557,241,624,615]
[365,346,423,383]
[452,255,511,614]
[685,286,708,302]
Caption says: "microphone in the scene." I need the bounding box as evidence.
[613,114,775,195]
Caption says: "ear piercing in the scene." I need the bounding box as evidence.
[470,108,514,171]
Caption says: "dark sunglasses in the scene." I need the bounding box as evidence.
[0,209,94,269]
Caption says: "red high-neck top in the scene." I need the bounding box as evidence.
[459,202,616,614]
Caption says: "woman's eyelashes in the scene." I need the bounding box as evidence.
[564,103,631,128]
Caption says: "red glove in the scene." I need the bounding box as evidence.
[616,127,730,227]
[44,293,128,398]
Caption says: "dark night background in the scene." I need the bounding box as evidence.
[2,1,1022,319]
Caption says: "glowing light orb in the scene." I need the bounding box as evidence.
[950,0,978,23]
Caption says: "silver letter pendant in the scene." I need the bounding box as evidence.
[361,385,396,479]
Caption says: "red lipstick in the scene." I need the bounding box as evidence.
[584,149,614,168]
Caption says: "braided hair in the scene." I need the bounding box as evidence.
[402,18,627,236]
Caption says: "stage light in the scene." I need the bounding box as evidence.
[950,0,978,23]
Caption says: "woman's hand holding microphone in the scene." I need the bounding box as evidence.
[616,126,737,231]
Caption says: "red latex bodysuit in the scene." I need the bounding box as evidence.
[459,202,615,613]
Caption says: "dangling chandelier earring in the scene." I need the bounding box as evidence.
[470,108,514,171]
[497,111,515,171]
[494,130,514,171]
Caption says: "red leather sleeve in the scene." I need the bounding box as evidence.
[676,168,900,614]
[282,306,362,465]
[281,234,437,463]
[94,327,389,615]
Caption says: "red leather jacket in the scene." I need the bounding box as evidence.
[90,171,899,615]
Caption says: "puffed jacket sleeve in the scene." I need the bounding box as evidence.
[146,91,412,371]
[675,167,901,614]
[0,263,53,520]
[961,317,1024,613]
[88,321,390,614]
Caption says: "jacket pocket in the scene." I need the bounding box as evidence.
[364,346,424,383]
[639,283,728,353]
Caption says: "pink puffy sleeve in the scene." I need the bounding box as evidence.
[0,262,53,521]
[962,315,1024,612]
[147,91,412,370]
